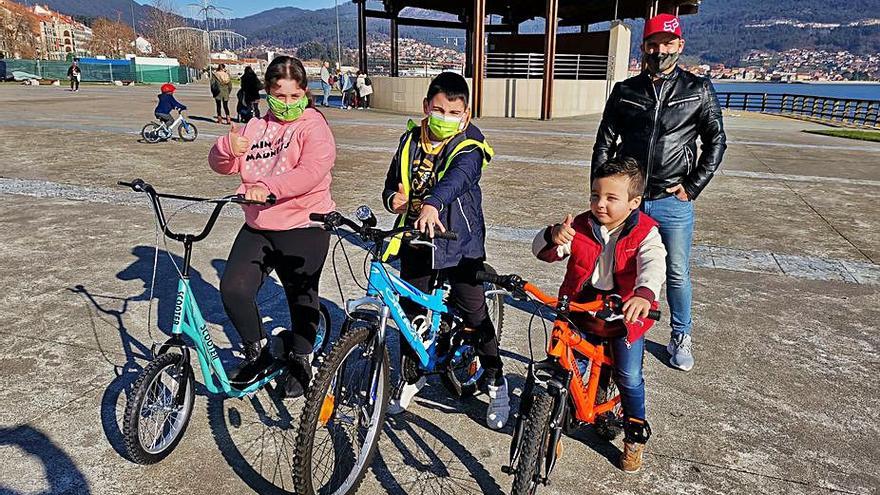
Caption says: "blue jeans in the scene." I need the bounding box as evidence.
[611,335,645,419]
[321,81,331,106]
[578,335,646,418]
[642,195,695,336]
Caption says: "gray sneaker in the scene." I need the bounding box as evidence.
[667,333,694,371]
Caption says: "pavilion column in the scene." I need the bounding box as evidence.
[472,0,486,118]
[357,0,367,72]
[540,0,559,120]
[390,14,399,77]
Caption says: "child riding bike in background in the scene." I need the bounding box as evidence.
[154,83,186,127]
[532,156,666,472]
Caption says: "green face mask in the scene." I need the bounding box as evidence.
[427,112,464,140]
[267,94,308,121]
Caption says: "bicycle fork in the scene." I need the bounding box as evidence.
[503,359,571,485]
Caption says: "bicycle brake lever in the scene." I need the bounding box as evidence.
[409,239,436,249]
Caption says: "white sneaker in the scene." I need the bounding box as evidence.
[486,378,510,430]
[387,377,426,415]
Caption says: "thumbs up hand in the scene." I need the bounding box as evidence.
[550,213,576,246]
[229,123,251,157]
[391,182,408,214]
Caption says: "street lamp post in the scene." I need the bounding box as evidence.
[335,0,342,68]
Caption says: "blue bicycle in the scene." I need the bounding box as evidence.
[117,179,331,465]
[291,206,505,495]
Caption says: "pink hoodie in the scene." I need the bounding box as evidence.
[209,108,336,231]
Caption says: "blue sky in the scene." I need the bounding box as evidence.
[136,1,340,19]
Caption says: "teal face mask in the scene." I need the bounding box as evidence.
[427,112,465,140]
[267,94,308,121]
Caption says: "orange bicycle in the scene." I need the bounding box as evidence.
[476,272,659,495]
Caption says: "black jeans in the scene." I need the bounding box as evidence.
[154,112,174,127]
[398,244,503,380]
[70,77,79,90]
[220,225,330,355]
[215,98,230,117]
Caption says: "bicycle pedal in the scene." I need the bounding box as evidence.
[501,465,513,475]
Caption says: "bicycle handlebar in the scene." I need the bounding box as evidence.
[119,178,276,243]
[477,271,661,321]
[310,210,458,242]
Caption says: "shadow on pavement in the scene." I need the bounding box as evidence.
[0,425,91,495]
[373,414,504,495]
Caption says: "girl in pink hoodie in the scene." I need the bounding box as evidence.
[208,55,335,398]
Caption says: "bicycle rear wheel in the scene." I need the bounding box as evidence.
[141,123,162,144]
[122,352,195,464]
[510,385,554,495]
[440,262,506,398]
[293,319,390,495]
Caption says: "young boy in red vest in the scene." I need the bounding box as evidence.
[532,156,667,472]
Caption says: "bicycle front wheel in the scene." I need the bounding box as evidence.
[510,385,554,495]
[178,122,198,141]
[293,319,390,495]
[122,352,195,464]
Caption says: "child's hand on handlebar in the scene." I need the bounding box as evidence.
[415,204,445,238]
[550,214,575,246]
[244,184,270,203]
[622,296,651,323]
[229,123,251,157]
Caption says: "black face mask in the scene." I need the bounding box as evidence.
[644,51,680,75]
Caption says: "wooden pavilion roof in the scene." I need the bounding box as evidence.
[376,0,700,26]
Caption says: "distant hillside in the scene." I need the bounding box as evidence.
[34,0,880,64]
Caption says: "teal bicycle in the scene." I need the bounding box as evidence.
[118,179,331,465]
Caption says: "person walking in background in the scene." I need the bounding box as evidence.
[340,70,355,109]
[67,59,81,92]
[356,71,373,110]
[211,64,234,124]
[320,61,331,107]
[240,66,263,119]
[591,14,727,372]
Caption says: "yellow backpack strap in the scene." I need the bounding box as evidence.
[382,130,418,261]
[381,213,408,261]
[437,138,495,181]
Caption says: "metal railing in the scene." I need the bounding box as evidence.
[718,92,880,129]
[486,52,608,80]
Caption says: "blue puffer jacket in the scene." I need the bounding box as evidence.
[382,122,493,270]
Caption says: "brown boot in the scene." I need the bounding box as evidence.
[618,441,645,473]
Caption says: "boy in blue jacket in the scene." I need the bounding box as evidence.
[154,83,186,127]
[381,72,509,429]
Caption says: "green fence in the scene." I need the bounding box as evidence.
[0,59,200,84]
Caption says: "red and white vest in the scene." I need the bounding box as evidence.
[558,211,660,342]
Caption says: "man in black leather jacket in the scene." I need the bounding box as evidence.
[591,14,726,372]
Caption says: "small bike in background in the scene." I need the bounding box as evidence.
[116,179,331,465]
[141,110,198,143]
[479,272,659,495]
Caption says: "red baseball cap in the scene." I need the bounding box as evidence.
[644,13,683,40]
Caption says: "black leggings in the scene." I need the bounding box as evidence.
[398,244,503,379]
[215,98,230,117]
[220,225,330,355]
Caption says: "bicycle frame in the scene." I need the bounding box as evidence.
[170,276,283,399]
[353,259,448,370]
[524,283,619,423]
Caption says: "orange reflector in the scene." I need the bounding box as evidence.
[468,361,479,376]
[319,395,335,426]
[555,438,563,458]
